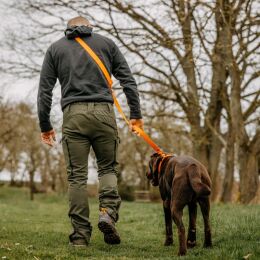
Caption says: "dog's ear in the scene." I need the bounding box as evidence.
[151,152,158,158]
[152,156,161,174]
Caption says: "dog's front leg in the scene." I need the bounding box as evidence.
[163,200,173,246]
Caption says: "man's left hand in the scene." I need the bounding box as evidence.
[129,119,144,136]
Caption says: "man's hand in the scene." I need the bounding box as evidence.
[41,129,56,147]
[129,119,144,136]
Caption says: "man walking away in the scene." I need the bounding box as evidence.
[37,16,143,246]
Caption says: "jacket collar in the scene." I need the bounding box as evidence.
[64,25,93,39]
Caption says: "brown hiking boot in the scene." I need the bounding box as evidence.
[98,208,121,244]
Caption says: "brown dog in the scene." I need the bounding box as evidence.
[147,153,212,256]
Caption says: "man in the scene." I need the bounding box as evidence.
[37,16,143,246]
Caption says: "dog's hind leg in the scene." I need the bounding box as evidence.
[187,201,197,248]
[198,197,212,248]
[163,200,173,246]
[171,202,186,256]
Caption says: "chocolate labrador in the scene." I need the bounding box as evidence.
[147,153,212,256]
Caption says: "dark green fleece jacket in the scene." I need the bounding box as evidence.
[37,26,142,132]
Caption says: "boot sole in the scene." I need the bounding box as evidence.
[69,242,88,248]
[98,221,121,244]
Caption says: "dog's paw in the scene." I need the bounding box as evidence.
[187,240,196,248]
[164,238,173,246]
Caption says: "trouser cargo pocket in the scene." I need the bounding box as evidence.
[62,136,74,177]
[113,137,120,173]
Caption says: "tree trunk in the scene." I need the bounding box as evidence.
[192,141,208,169]
[192,132,223,201]
[29,171,35,201]
[208,135,223,201]
[50,171,56,192]
[139,164,149,190]
[239,150,259,203]
[220,134,235,202]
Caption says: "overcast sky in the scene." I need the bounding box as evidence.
[0,0,37,103]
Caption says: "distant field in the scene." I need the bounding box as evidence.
[0,187,259,259]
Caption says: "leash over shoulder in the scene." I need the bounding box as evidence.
[75,36,168,156]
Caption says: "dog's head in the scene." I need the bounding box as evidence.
[146,153,162,186]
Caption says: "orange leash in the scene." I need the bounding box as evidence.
[75,37,165,155]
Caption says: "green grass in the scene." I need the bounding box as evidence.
[0,187,259,260]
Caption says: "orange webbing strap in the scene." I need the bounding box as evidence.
[75,37,164,155]
[75,37,113,87]
[158,154,173,174]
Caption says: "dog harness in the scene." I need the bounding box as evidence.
[158,154,174,175]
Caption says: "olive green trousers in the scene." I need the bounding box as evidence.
[62,102,121,243]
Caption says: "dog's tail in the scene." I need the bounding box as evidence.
[187,164,211,197]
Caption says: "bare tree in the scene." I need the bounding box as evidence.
[0,101,67,199]
[217,0,260,203]
[1,0,259,202]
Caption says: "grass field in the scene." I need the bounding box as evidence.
[0,187,259,260]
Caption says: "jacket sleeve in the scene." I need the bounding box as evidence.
[37,45,57,132]
[111,42,142,119]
